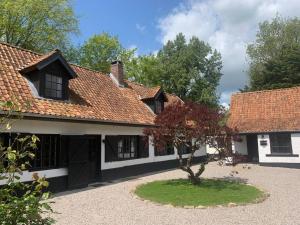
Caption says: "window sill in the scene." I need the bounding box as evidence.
[105,156,149,163]
[155,154,175,157]
[28,166,67,172]
[265,154,299,157]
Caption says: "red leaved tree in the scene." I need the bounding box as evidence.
[144,101,235,184]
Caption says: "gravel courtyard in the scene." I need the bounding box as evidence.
[52,163,300,225]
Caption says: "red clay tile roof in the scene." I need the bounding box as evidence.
[228,87,300,133]
[127,81,182,106]
[0,42,181,126]
[20,49,59,70]
[19,49,77,78]
[127,82,162,100]
[165,93,183,107]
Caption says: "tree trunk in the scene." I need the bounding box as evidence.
[178,150,206,185]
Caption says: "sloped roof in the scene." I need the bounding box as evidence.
[228,87,300,133]
[127,82,162,100]
[20,49,77,78]
[127,81,181,106]
[0,42,181,126]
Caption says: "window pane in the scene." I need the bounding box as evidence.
[51,89,57,97]
[44,74,63,99]
[154,142,174,156]
[270,133,292,154]
[45,89,51,96]
[57,77,62,84]
[57,84,62,91]
[56,91,62,98]
[46,74,52,82]
[46,81,52,89]
[116,136,137,160]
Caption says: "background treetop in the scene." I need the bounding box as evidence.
[245,15,300,91]
[0,0,79,53]
[127,33,223,107]
[65,32,136,74]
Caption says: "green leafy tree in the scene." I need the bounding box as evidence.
[0,0,78,53]
[72,33,136,74]
[61,43,82,65]
[247,16,300,91]
[158,33,222,106]
[125,54,163,85]
[127,33,223,106]
[0,101,54,225]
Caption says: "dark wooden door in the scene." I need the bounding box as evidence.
[87,135,101,182]
[67,136,90,189]
[247,134,259,162]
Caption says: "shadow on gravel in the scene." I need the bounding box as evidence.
[54,168,177,198]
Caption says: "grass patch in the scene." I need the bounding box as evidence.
[135,179,264,207]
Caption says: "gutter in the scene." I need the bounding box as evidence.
[0,111,155,128]
[238,130,300,135]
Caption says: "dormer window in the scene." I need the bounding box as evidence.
[20,49,77,101]
[45,74,63,99]
[141,88,167,114]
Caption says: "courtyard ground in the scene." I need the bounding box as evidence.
[52,163,300,225]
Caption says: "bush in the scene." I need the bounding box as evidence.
[0,101,55,225]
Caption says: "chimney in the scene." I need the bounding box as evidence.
[110,61,124,87]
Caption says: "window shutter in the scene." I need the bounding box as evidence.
[138,136,149,158]
[105,136,120,162]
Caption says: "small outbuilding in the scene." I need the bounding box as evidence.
[228,87,300,168]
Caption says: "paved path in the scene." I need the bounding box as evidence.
[52,163,300,225]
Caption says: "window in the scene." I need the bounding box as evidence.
[45,74,63,99]
[117,136,137,159]
[154,143,174,156]
[269,133,292,154]
[0,133,66,171]
[31,134,63,170]
[178,142,192,155]
[105,135,148,162]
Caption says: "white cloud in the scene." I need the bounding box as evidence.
[158,0,300,104]
[136,23,146,33]
[220,91,234,107]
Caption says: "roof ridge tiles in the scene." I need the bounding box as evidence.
[0,42,108,76]
[233,86,300,96]
[0,42,42,56]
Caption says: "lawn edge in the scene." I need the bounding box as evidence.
[131,178,269,209]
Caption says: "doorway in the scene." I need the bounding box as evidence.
[87,135,101,183]
[66,135,101,189]
[246,134,259,162]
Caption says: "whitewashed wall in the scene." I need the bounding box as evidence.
[0,168,67,185]
[258,134,300,163]
[232,135,248,155]
[2,119,206,182]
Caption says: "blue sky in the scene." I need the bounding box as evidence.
[72,0,300,104]
[73,0,181,55]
